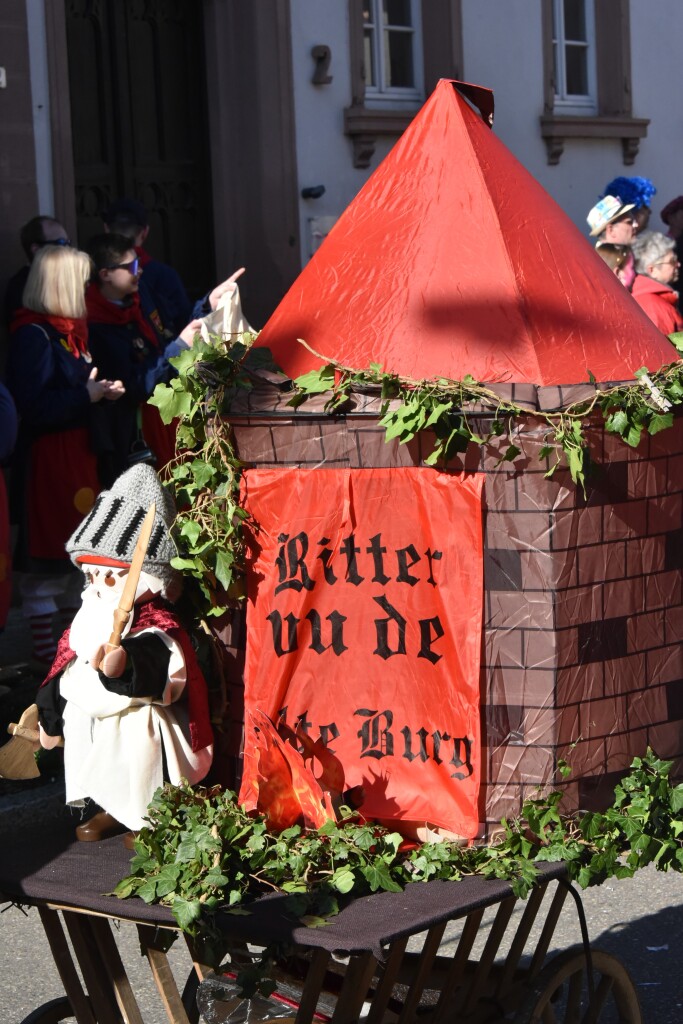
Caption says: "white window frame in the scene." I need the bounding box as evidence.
[363,0,424,110]
[552,0,597,116]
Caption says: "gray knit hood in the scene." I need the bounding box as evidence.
[66,465,181,600]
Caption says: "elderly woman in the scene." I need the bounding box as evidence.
[630,231,683,336]
[8,246,124,664]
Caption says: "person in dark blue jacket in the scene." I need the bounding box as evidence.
[85,233,201,482]
[7,246,124,663]
[101,198,192,338]
[3,215,72,328]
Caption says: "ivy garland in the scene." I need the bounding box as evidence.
[149,330,683,619]
[143,337,683,991]
[114,751,683,990]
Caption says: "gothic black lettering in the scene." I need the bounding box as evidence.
[366,534,390,584]
[275,533,315,594]
[450,736,474,780]
[355,708,394,758]
[396,544,421,585]
[319,721,340,751]
[340,534,364,585]
[401,726,430,762]
[316,537,338,585]
[418,615,445,664]
[267,611,300,656]
[372,595,407,659]
[305,609,348,655]
[425,548,443,586]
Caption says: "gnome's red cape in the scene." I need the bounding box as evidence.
[42,598,213,753]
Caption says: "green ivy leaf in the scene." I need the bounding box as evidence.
[172,896,204,931]
[214,550,235,590]
[648,412,674,435]
[497,444,521,465]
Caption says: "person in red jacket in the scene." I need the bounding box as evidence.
[631,231,683,336]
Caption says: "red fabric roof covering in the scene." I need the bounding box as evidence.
[257,80,675,387]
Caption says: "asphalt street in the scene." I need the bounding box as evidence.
[0,863,681,1022]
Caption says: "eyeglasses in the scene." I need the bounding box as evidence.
[654,258,680,267]
[41,238,72,248]
[106,257,140,274]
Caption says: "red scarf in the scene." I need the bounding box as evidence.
[135,245,153,268]
[10,308,89,358]
[86,282,160,349]
[43,598,213,753]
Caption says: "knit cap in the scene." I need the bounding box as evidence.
[66,465,181,599]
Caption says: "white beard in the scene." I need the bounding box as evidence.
[69,570,165,664]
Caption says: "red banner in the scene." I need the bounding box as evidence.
[239,467,484,838]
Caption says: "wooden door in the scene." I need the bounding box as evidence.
[65,0,215,299]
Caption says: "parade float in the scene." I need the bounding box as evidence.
[1,78,683,1023]
[199,78,683,840]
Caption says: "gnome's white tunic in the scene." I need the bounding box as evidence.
[48,568,213,830]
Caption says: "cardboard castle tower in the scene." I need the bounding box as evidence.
[224,80,683,834]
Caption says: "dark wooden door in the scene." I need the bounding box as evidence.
[65,0,215,299]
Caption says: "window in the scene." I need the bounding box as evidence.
[540,0,648,165]
[345,0,463,168]
[551,0,597,115]
[362,0,424,108]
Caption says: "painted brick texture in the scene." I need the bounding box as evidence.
[228,396,683,834]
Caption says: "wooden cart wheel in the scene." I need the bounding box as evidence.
[514,947,642,1024]
[19,997,76,1024]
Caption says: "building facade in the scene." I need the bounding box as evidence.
[1,0,680,332]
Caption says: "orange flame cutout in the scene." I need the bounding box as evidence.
[245,710,346,832]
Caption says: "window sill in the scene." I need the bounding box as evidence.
[540,114,650,165]
[344,104,419,168]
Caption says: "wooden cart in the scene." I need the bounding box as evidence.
[0,819,641,1023]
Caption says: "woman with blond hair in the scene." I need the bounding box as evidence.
[7,245,124,666]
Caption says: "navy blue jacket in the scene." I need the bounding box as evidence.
[7,322,91,434]
[138,258,192,337]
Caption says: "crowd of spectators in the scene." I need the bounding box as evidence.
[589,176,683,335]
[2,179,683,664]
[0,200,247,664]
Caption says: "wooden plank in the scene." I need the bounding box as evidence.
[365,936,409,1024]
[397,922,447,1024]
[88,916,145,1024]
[528,884,569,980]
[37,907,96,1024]
[432,908,485,1024]
[331,952,377,1024]
[63,912,123,1024]
[295,948,331,1024]
[138,924,192,1024]
[495,882,547,997]
[462,895,517,1015]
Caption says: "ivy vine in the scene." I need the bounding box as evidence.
[114,751,683,990]
[150,332,683,619]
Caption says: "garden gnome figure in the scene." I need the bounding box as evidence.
[36,465,214,841]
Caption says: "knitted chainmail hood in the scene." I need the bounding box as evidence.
[66,465,181,600]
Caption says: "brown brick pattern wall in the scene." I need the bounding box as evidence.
[228,395,683,834]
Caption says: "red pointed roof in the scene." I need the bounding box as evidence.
[257,80,674,387]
